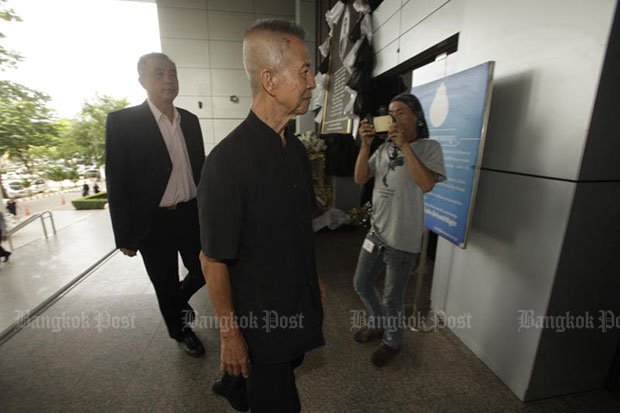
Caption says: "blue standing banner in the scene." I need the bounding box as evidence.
[412,61,494,248]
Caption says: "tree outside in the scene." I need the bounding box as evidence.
[0,80,58,175]
[67,94,129,167]
[0,0,21,69]
[0,0,129,197]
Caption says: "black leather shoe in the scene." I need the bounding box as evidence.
[213,375,249,412]
[371,343,400,367]
[353,327,384,343]
[177,330,205,357]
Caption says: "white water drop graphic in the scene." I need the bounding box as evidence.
[430,82,449,127]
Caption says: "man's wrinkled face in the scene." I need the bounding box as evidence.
[274,35,316,116]
[139,57,178,105]
[389,100,418,141]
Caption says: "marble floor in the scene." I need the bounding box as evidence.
[1,225,619,412]
[0,209,115,335]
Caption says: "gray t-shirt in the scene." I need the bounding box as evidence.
[368,138,446,253]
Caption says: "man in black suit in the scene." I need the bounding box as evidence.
[198,20,325,412]
[105,52,206,357]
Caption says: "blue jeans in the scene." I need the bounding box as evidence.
[353,231,418,349]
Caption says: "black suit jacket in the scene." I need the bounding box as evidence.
[105,101,205,251]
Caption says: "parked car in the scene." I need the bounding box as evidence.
[83,168,100,179]
[4,180,32,198]
[29,178,48,193]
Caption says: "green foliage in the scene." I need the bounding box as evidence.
[0,0,23,70]
[0,1,57,175]
[26,143,62,165]
[67,94,129,166]
[54,118,80,166]
[0,80,58,173]
[0,3,128,173]
[71,191,108,210]
[45,166,79,181]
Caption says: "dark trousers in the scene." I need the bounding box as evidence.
[138,199,205,340]
[223,354,305,413]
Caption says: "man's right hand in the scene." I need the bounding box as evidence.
[359,119,376,148]
[120,248,137,257]
[221,331,250,378]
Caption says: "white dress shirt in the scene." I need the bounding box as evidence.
[147,99,197,207]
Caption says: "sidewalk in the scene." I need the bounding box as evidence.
[0,208,115,335]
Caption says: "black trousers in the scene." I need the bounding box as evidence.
[138,199,205,339]
[223,354,305,413]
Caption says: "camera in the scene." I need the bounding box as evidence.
[365,114,394,140]
[370,115,393,133]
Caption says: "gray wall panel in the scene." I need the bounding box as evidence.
[372,0,617,400]
[374,0,616,180]
[158,0,318,154]
[579,3,620,181]
[431,170,575,399]
[526,182,620,399]
[457,0,616,180]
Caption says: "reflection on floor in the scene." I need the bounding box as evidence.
[1,227,619,412]
[0,210,115,334]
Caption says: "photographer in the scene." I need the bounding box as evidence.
[352,93,446,367]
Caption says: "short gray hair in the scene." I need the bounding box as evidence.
[242,19,306,94]
[137,52,175,77]
[244,18,305,41]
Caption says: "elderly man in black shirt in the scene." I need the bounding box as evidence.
[197,19,325,413]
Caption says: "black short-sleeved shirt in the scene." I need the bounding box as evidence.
[197,110,325,364]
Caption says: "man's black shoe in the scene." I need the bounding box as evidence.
[177,330,205,357]
[353,327,384,343]
[3,251,11,262]
[371,343,400,367]
[213,376,249,412]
